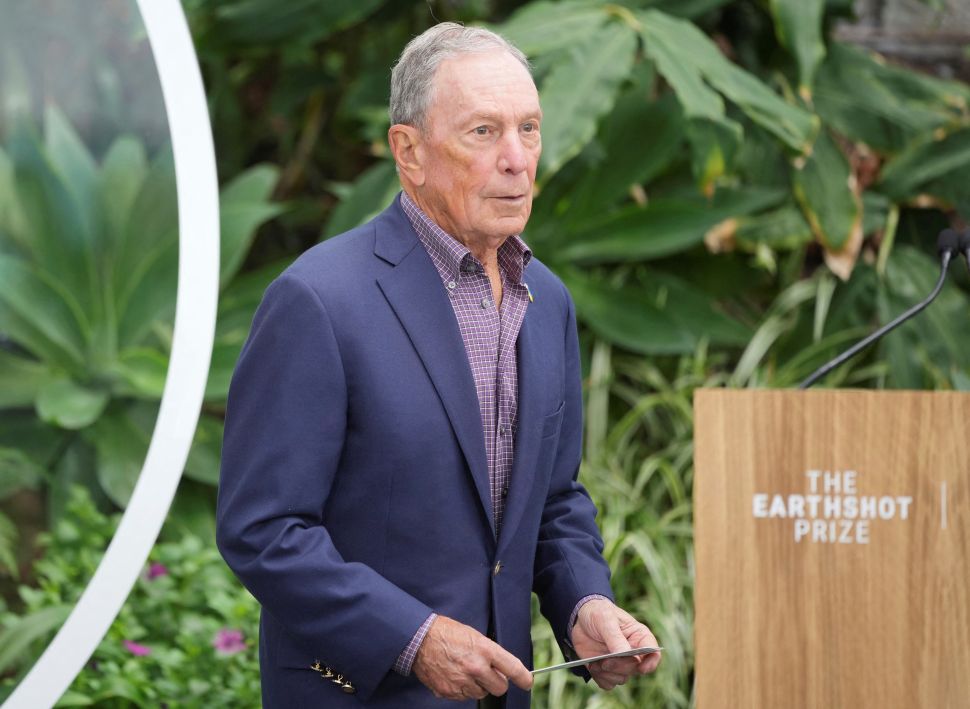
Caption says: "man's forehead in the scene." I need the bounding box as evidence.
[432,51,540,117]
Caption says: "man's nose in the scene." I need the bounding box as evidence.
[497,133,530,175]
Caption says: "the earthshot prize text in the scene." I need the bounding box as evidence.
[752,470,913,544]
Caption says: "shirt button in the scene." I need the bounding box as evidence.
[493,561,503,576]
[481,297,491,309]
[502,486,509,498]
[447,280,456,290]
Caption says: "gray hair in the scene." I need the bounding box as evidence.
[389,22,530,131]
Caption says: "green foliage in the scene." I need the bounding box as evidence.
[769,0,826,98]
[5,1,970,706]
[532,344,720,707]
[0,109,282,513]
[0,488,261,707]
[319,1,970,390]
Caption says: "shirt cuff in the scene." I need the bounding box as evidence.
[567,594,610,643]
[393,612,437,676]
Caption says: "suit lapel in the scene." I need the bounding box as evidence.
[497,308,543,551]
[374,204,496,539]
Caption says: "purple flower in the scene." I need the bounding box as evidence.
[123,639,152,656]
[146,562,168,580]
[213,628,246,655]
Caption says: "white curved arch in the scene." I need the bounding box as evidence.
[3,2,219,707]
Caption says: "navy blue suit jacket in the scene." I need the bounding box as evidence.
[217,196,614,707]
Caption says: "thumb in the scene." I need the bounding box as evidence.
[599,611,631,654]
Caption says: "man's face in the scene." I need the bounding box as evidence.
[415,50,542,246]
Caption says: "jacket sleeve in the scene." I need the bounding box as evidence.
[216,273,433,701]
[532,283,615,659]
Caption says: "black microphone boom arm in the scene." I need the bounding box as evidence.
[798,229,959,389]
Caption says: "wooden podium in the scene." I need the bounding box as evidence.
[693,389,970,708]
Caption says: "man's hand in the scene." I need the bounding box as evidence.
[572,599,662,690]
[412,615,534,701]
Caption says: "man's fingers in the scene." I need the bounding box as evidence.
[601,617,632,655]
[636,651,662,674]
[590,660,629,686]
[601,656,638,674]
[488,645,534,691]
[469,663,510,697]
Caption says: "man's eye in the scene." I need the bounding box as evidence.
[474,126,489,136]
[522,122,538,133]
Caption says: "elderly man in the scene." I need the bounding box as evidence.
[217,22,661,708]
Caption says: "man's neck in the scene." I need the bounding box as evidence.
[402,187,504,269]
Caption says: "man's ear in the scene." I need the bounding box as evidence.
[388,124,426,186]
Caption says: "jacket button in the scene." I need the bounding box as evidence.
[493,561,503,576]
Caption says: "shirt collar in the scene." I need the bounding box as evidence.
[400,190,532,286]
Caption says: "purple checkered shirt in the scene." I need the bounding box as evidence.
[392,192,607,676]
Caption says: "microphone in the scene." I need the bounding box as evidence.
[959,229,970,265]
[798,229,960,389]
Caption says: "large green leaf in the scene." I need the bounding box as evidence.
[212,259,290,398]
[213,0,386,46]
[322,159,400,239]
[35,377,109,430]
[639,0,733,18]
[639,9,818,154]
[494,0,610,56]
[87,409,150,507]
[732,204,814,252]
[878,126,970,202]
[112,348,170,399]
[219,164,283,286]
[562,268,751,354]
[792,130,862,277]
[184,416,223,485]
[217,258,289,338]
[685,117,741,194]
[6,120,98,315]
[558,187,785,264]
[0,147,22,240]
[99,136,148,257]
[638,16,725,123]
[0,255,87,369]
[538,21,637,178]
[0,349,52,408]
[204,341,241,401]
[769,0,825,98]
[44,106,101,255]
[115,148,177,315]
[565,91,684,216]
[814,43,969,154]
[115,238,178,349]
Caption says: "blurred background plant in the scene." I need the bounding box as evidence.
[2,0,970,706]
[0,487,261,706]
[0,108,282,557]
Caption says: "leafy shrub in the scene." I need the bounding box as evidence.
[0,107,284,532]
[0,488,261,707]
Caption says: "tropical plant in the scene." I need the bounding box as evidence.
[323,0,970,389]
[0,108,283,529]
[530,341,723,707]
[0,487,262,707]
